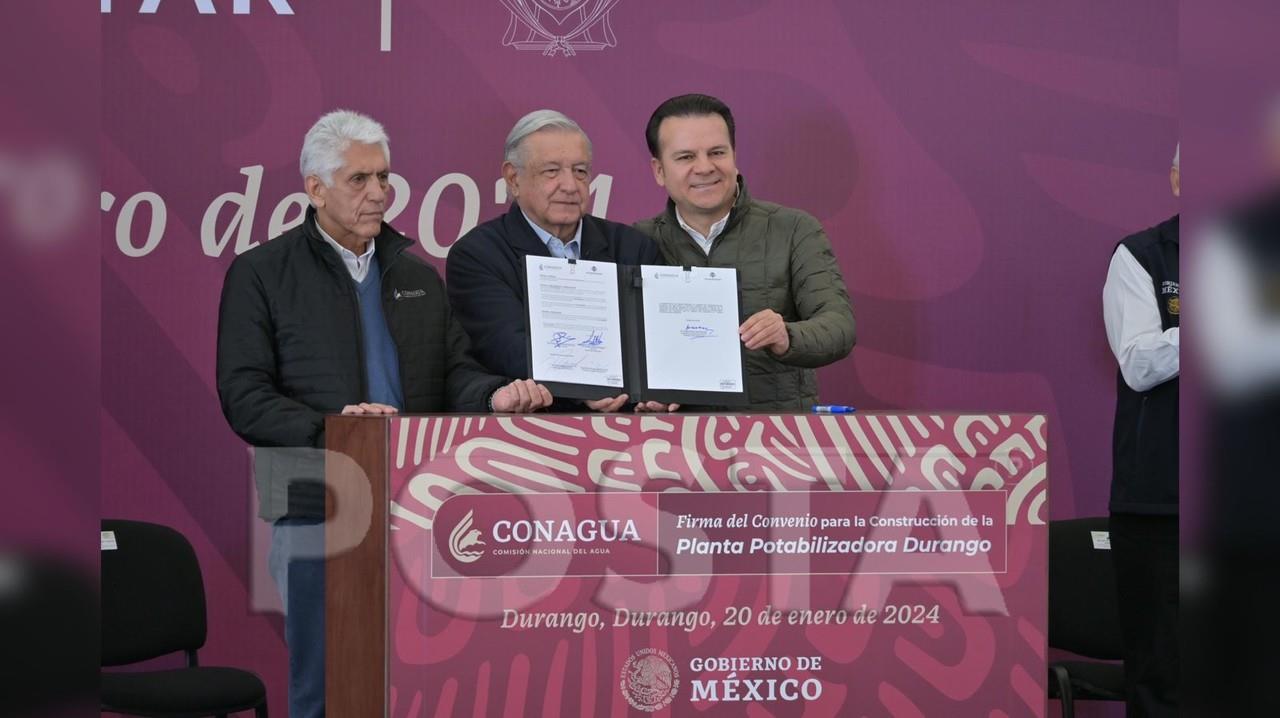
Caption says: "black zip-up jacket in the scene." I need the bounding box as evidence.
[217,208,506,518]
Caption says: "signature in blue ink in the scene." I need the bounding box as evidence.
[579,330,605,347]
[550,331,577,347]
[681,323,716,339]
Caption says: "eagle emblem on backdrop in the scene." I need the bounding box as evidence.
[499,0,622,56]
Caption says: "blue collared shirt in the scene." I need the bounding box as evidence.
[521,210,581,259]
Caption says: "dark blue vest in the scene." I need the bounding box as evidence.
[1110,215,1179,515]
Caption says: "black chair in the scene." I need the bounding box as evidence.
[101,519,268,717]
[1047,517,1125,718]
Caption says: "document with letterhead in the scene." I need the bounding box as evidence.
[524,256,747,405]
[639,265,743,394]
[526,257,626,390]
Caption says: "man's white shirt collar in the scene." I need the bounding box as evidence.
[676,208,731,256]
[316,222,375,282]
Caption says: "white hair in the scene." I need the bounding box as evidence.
[300,110,390,186]
[503,109,591,167]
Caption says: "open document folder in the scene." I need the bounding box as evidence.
[524,256,747,405]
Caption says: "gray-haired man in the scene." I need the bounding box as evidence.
[216,109,551,717]
[446,109,670,412]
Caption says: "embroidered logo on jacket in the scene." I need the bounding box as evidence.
[1161,280,1179,316]
[394,288,426,300]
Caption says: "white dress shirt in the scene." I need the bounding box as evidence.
[316,223,376,282]
[675,208,731,256]
[521,211,581,259]
[1102,245,1180,392]
[1195,225,1280,396]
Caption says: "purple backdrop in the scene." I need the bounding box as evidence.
[101,1,1176,715]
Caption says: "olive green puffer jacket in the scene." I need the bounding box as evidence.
[635,178,855,410]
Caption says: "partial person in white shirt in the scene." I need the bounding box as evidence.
[1103,236,1179,392]
[1101,144,1180,718]
[1187,101,1280,717]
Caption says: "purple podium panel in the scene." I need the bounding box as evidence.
[347,413,1046,716]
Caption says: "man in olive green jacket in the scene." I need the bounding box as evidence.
[635,93,856,410]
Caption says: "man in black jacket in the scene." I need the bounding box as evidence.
[216,110,550,718]
[446,109,673,412]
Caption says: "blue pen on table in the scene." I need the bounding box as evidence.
[812,405,856,414]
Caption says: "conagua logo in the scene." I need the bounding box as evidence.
[620,648,679,712]
[448,510,486,563]
[499,0,623,56]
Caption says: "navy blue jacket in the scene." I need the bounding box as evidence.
[446,204,661,381]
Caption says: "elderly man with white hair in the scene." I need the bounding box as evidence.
[446,109,670,412]
[216,109,551,717]
[1101,143,1180,717]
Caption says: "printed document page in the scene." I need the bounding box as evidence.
[640,265,743,393]
[526,256,625,388]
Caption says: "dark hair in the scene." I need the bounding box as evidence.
[645,94,736,158]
